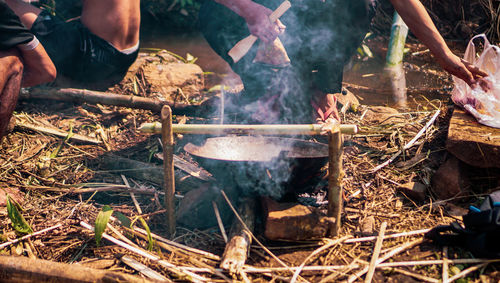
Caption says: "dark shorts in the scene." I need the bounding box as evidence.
[199,0,375,94]
[30,10,138,86]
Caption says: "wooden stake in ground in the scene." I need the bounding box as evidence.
[161,106,176,236]
[221,197,256,275]
[328,128,343,237]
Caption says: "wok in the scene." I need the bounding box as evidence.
[184,136,328,198]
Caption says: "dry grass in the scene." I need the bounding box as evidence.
[0,43,499,282]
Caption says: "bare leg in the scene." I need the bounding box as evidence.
[5,0,41,29]
[0,50,23,140]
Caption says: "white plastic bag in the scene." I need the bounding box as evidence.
[451,34,500,128]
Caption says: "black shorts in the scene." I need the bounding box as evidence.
[199,0,375,94]
[30,10,138,85]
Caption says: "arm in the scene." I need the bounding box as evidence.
[0,1,55,86]
[214,0,285,43]
[17,38,56,87]
[390,0,487,87]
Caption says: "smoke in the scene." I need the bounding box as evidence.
[185,136,328,200]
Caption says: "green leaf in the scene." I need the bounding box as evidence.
[50,125,74,158]
[6,195,33,234]
[207,85,231,93]
[114,211,132,228]
[185,53,198,64]
[95,205,113,246]
[138,217,154,251]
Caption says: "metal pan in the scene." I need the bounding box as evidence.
[184,136,328,198]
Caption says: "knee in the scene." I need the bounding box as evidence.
[0,49,24,78]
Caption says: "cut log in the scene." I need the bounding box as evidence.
[0,255,160,282]
[446,107,500,168]
[220,197,256,275]
[98,154,208,193]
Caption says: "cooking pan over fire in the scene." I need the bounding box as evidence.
[184,136,328,198]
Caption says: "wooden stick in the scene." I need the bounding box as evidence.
[348,239,423,283]
[121,175,142,215]
[80,221,207,282]
[344,228,430,244]
[178,258,500,274]
[442,246,449,283]
[0,254,153,283]
[212,201,228,243]
[68,185,158,195]
[365,221,388,283]
[0,224,62,250]
[290,236,350,283]
[161,106,176,236]
[129,226,221,261]
[328,129,343,237]
[448,263,489,282]
[139,122,358,136]
[15,121,101,144]
[121,255,171,282]
[371,110,440,173]
[382,267,439,283]
[20,87,196,114]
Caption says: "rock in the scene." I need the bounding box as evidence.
[363,106,403,125]
[431,156,470,200]
[359,216,375,236]
[262,197,333,241]
[446,107,500,168]
[123,51,204,102]
[397,182,427,202]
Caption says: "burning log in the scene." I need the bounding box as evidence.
[220,197,256,275]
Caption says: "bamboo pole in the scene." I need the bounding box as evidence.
[385,12,409,104]
[161,106,176,237]
[328,128,343,237]
[139,123,358,136]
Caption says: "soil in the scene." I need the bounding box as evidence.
[1,37,499,282]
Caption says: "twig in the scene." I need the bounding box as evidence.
[344,228,430,244]
[80,221,207,282]
[0,224,63,250]
[121,175,142,214]
[69,185,158,195]
[365,221,388,283]
[121,255,171,282]
[448,263,489,282]
[212,201,228,243]
[382,267,439,283]
[370,110,440,173]
[15,120,101,144]
[130,225,220,261]
[442,246,449,283]
[348,239,423,283]
[290,236,350,283]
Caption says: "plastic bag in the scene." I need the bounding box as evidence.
[451,34,500,128]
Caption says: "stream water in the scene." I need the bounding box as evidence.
[141,29,452,110]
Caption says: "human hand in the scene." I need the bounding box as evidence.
[243,2,285,43]
[437,52,491,91]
